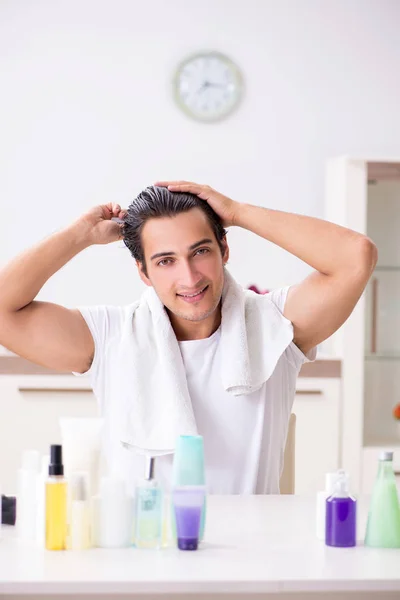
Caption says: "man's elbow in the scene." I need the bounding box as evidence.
[353,236,378,278]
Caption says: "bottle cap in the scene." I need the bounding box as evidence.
[49,445,64,476]
[178,537,198,551]
[333,469,350,496]
[379,451,393,461]
[21,450,41,472]
[70,472,89,502]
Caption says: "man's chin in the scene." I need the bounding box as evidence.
[172,306,216,323]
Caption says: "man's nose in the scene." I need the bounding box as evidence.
[179,260,203,289]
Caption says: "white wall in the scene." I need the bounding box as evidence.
[1,0,400,308]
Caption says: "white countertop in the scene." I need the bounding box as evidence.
[0,495,399,596]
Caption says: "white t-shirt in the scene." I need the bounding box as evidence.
[74,287,316,495]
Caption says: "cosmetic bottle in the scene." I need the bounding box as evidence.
[96,476,131,548]
[316,472,339,540]
[134,456,163,549]
[17,449,41,542]
[365,451,400,548]
[45,445,67,551]
[172,435,206,540]
[69,471,91,550]
[325,470,356,547]
[36,454,49,547]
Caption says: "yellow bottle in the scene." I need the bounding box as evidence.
[45,445,67,551]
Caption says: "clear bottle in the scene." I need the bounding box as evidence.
[134,456,163,549]
[364,451,400,548]
[325,470,357,547]
[45,445,67,551]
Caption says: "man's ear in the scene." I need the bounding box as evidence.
[136,261,152,287]
[222,236,230,265]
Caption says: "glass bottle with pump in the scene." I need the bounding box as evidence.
[45,445,67,551]
[134,456,162,549]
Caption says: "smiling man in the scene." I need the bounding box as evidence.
[0,182,377,494]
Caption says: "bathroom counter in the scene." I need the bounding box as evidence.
[0,495,399,599]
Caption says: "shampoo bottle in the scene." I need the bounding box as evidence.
[364,451,400,548]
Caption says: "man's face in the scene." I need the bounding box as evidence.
[138,208,229,323]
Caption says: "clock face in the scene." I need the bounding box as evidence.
[173,51,243,123]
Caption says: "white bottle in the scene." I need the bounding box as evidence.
[36,454,50,547]
[316,471,343,540]
[97,476,131,548]
[69,471,91,550]
[17,450,41,541]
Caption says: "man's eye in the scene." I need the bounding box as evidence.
[158,258,173,266]
[195,248,209,256]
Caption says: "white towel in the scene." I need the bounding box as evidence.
[119,269,294,455]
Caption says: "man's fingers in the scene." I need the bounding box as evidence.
[168,184,203,194]
[154,180,193,187]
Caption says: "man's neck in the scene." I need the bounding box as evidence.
[167,305,222,342]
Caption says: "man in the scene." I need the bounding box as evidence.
[0,182,377,494]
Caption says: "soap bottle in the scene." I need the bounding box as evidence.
[45,445,67,551]
[134,456,163,549]
[325,470,356,547]
[364,450,400,548]
[316,472,339,540]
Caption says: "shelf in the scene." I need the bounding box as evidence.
[365,353,400,360]
[364,441,400,451]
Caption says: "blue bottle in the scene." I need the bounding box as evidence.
[325,471,357,547]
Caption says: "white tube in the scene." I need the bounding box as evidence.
[59,417,104,498]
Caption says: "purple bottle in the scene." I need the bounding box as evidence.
[325,471,356,547]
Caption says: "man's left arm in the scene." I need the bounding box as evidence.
[154,181,378,355]
[236,203,377,355]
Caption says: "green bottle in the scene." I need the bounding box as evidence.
[364,451,400,548]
